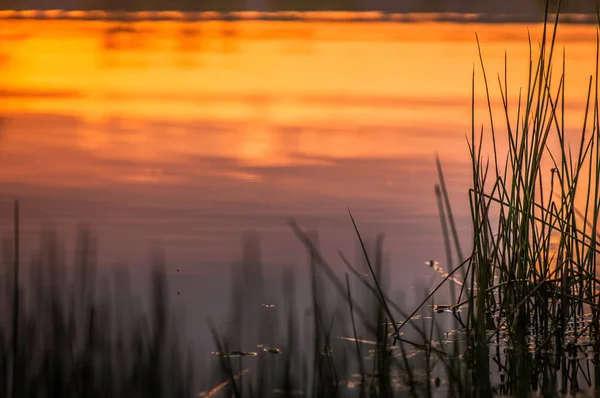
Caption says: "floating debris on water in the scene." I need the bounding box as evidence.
[339,336,401,349]
[431,304,459,313]
[338,336,381,345]
[430,261,463,286]
[257,344,281,354]
[388,315,423,327]
[211,351,257,358]
[261,304,275,308]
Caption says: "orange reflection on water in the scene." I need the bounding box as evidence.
[0,19,598,187]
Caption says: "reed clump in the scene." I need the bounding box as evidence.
[462,0,600,394]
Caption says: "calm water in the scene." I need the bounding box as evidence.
[0,18,598,363]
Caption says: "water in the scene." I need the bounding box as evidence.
[0,17,599,391]
[0,18,595,266]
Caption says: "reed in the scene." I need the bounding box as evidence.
[460,0,600,394]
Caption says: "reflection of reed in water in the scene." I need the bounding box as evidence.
[0,204,193,397]
[226,231,266,353]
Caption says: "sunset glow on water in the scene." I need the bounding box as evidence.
[0,17,597,279]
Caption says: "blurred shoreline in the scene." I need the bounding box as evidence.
[0,10,597,24]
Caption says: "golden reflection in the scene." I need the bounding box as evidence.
[0,19,598,186]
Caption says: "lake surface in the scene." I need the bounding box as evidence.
[0,18,598,369]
